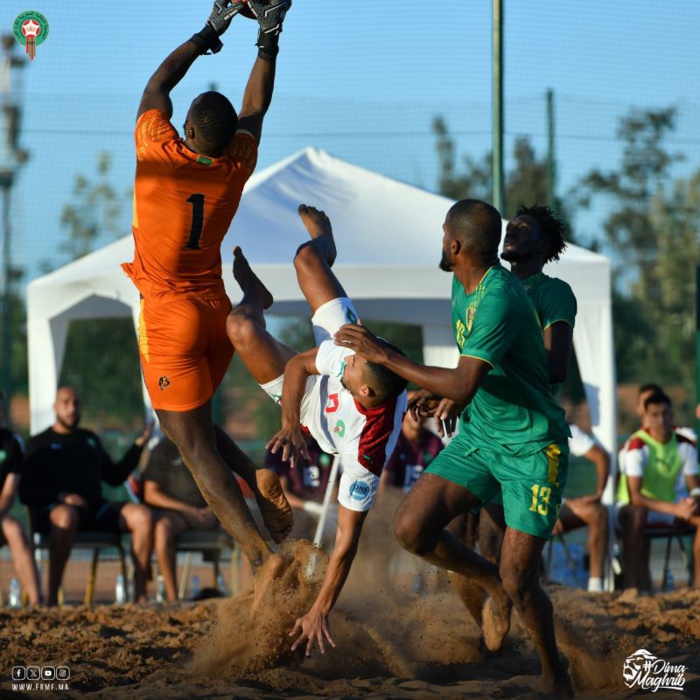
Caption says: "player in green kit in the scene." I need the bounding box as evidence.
[335,200,573,697]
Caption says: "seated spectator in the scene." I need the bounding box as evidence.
[380,404,444,494]
[0,391,41,605]
[264,435,335,541]
[20,387,154,605]
[551,423,610,592]
[616,390,700,591]
[142,435,222,603]
[620,383,696,471]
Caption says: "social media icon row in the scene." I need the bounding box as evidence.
[11,666,70,681]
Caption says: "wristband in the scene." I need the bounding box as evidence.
[256,31,279,60]
[191,25,223,55]
[690,487,700,497]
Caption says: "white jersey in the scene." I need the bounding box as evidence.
[260,297,408,512]
[568,423,595,458]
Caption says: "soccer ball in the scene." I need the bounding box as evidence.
[237,0,271,20]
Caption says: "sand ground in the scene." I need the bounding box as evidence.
[1,499,698,699]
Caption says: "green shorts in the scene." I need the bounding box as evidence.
[425,434,568,539]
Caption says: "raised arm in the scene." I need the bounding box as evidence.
[334,324,491,405]
[136,1,242,120]
[236,0,292,142]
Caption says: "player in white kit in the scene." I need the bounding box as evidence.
[226,204,408,655]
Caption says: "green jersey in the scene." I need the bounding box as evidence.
[521,272,577,331]
[451,265,569,455]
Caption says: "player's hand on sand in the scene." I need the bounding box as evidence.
[289,609,336,656]
[334,324,389,364]
[266,423,310,468]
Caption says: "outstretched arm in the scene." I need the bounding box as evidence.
[237,56,277,143]
[335,324,491,405]
[137,1,242,120]
[137,40,201,120]
[290,505,368,655]
[237,0,292,142]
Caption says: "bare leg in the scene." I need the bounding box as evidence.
[1,516,42,605]
[227,247,296,385]
[157,402,273,570]
[293,204,346,314]
[500,528,573,697]
[46,505,79,606]
[691,515,700,587]
[154,512,187,602]
[558,499,608,581]
[215,425,292,543]
[479,503,506,561]
[393,474,511,651]
[618,504,650,591]
[119,503,154,603]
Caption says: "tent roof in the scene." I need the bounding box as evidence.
[29,147,609,312]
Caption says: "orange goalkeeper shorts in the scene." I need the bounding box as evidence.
[138,296,233,411]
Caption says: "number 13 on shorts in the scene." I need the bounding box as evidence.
[529,484,552,516]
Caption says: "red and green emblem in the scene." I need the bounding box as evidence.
[13,11,49,61]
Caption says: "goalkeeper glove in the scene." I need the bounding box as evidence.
[192,0,247,55]
[247,0,292,60]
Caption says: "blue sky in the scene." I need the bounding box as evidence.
[2,1,700,283]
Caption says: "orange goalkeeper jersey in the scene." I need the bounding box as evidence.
[122,109,257,300]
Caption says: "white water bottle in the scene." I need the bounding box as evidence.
[115,574,127,604]
[190,574,200,600]
[8,578,22,609]
[156,574,166,603]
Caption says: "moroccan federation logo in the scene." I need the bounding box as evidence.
[13,11,49,61]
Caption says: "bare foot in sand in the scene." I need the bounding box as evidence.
[481,589,512,652]
[540,672,574,698]
[232,246,274,309]
[255,469,294,544]
[298,204,336,266]
[251,553,290,614]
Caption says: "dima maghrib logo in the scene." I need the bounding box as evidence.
[622,649,686,692]
[11,664,70,691]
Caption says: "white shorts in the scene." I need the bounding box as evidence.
[258,296,359,412]
[337,463,380,512]
[311,297,360,345]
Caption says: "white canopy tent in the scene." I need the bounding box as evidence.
[27,147,616,466]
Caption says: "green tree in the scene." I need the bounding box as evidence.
[432,116,575,235]
[53,153,143,433]
[574,107,699,397]
[57,151,126,264]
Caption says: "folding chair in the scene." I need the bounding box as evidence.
[26,507,128,605]
[173,529,237,600]
[641,523,695,589]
